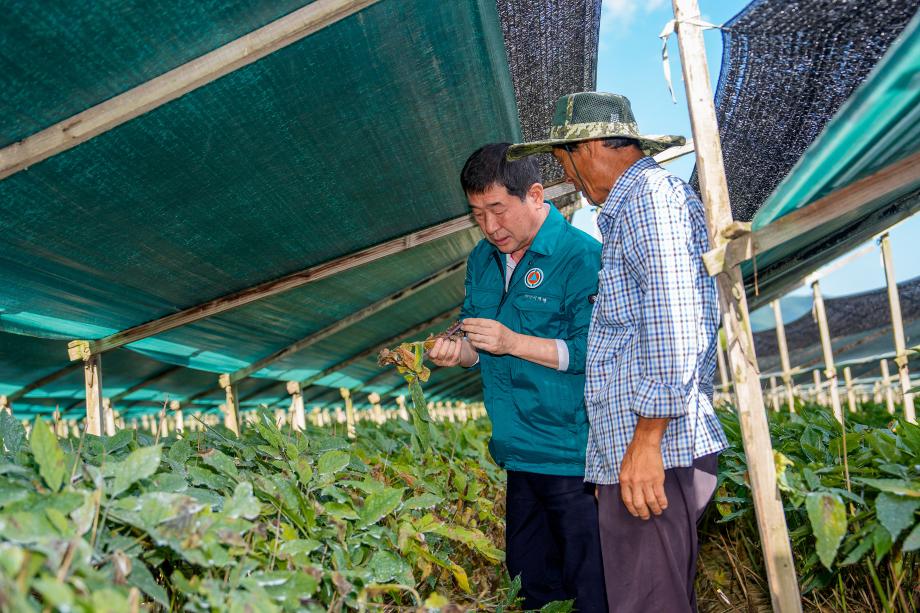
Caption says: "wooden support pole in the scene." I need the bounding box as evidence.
[102,398,116,436]
[879,233,916,423]
[812,281,843,422]
[881,359,896,415]
[286,381,307,432]
[812,369,824,406]
[340,388,356,439]
[83,355,104,436]
[170,400,184,434]
[769,376,780,412]
[671,2,802,609]
[0,396,10,415]
[772,300,796,412]
[843,366,857,414]
[222,384,240,436]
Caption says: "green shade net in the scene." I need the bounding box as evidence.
[741,11,920,306]
[0,1,518,372]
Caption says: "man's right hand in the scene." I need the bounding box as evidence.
[428,337,464,367]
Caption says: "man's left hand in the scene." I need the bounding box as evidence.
[619,438,668,520]
[462,318,518,355]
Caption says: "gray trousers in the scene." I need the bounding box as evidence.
[596,454,719,613]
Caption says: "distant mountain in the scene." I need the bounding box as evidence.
[749,295,813,332]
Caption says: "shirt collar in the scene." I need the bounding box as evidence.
[597,156,658,233]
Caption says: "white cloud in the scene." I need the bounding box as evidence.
[601,0,667,36]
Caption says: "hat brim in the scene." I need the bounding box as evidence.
[507,134,686,160]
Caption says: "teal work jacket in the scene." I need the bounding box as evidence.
[461,205,602,476]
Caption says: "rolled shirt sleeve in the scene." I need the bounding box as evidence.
[625,183,702,419]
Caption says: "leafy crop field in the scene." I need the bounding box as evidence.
[0,402,917,612]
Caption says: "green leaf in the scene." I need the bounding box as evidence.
[540,600,575,613]
[30,417,67,492]
[875,492,920,540]
[292,457,313,485]
[873,523,893,560]
[903,523,920,552]
[103,428,134,454]
[840,535,873,566]
[201,448,239,479]
[0,411,26,454]
[853,478,920,497]
[317,450,350,475]
[403,493,443,510]
[33,577,74,609]
[129,559,170,608]
[224,482,261,519]
[805,492,847,569]
[109,445,162,496]
[368,550,414,583]
[360,487,404,526]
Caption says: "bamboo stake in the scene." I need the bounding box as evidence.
[102,398,116,436]
[772,300,796,412]
[769,376,780,412]
[879,233,915,422]
[881,359,896,415]
[812,281,843,423]
[170,400,184,434]
[671,2,801,608]
[83,355,104,436]
[340,388,356,439]
[812,369,824,406]
[843,367,857,414]
[222,383,240,436]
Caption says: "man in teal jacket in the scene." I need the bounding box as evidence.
[430,143,605,610]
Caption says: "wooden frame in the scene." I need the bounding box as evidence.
[671,1,802,609]
[0,0,379,181]
[83,355,104,436]
[703,150,920,276]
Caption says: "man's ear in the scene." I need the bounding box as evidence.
[526,182,545,206]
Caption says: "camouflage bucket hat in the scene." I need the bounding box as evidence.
[507,91,685,159]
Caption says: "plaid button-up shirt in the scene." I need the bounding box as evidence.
[584,156,727,485]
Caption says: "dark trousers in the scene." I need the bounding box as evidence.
[596,454,719,613]
[506,471,608,612]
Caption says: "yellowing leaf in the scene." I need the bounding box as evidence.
[805,492,847,569]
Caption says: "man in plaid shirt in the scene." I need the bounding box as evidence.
[509,92,728,612]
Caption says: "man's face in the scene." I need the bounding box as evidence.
[467,183,542,254]
[551,143,608,205]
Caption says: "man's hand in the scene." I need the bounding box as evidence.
[462,318,519,355]
[428,337,463,367]
[619,417,670,520]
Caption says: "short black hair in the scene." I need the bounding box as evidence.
[460,143,542,201]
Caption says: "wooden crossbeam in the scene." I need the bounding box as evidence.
[68,217,475,361]
[0,0,379,181]
[109,365,183,405]
[704,150,920,276]
[221,260,464,385]
[7,363,81,403]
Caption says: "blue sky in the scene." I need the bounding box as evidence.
[572,0,920,304]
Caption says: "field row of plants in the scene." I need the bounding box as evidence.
[1,398,918,611]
